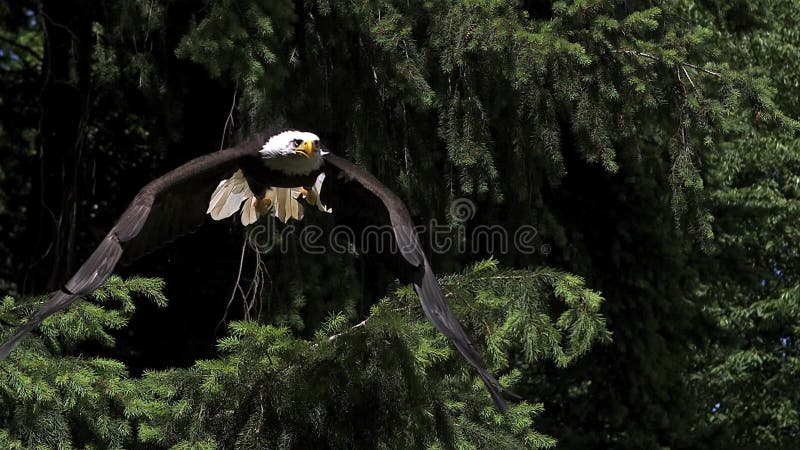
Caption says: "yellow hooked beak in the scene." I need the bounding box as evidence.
[294,140,315,159]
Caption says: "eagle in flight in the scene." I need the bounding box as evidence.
[0,131,508,412]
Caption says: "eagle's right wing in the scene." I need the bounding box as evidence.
[0,134,279,360]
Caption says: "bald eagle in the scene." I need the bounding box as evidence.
[0,131,508,412]
[207,131,331,225]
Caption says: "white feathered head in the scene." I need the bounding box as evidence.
[258,130,326,175]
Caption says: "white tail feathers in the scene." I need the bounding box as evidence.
[207,171,331,225]
[273,188,303,223]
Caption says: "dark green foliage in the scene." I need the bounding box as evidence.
[1,0,799,448]
[0,262,607,448]
[0,277,166,449]
[679,1,800,447]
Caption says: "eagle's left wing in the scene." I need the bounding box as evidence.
[323,153,508,412]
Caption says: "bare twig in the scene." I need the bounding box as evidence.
[327,319,369,342]
[39,12,79,42]
[682,66,698,93]
[615,49,721,78]
[251,250,269,321]
[219,81,239,150]
[319,305,415,344]
[218,237,249,332]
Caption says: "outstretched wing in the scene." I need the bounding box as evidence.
[323,153,508,412]
[0,134,273,360]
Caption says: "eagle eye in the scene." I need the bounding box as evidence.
[293,139,303,147]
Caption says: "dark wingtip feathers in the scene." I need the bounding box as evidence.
[0,290,77,361]
[413,261,508,413]
[0,235,122,361]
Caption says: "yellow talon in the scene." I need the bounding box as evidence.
[255,194,273,214]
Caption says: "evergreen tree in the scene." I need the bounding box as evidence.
[0,0,797,448]
[680,1,800,447]
[1,262,608,448]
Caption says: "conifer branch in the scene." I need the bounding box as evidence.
[327,318,368,342]
[0,36,43,61]
[616,49,722,78]
[324,306,414,342]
